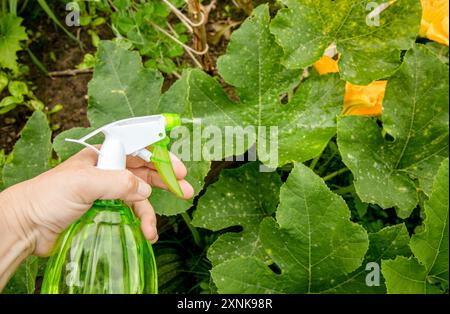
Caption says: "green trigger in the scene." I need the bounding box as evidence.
[150,137,184,198]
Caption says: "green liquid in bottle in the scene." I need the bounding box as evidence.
[41,200,158,294]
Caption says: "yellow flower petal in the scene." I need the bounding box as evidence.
[313,55,339,75]
[420,0,449,46]
[343,81,387,117]
[314,54,387,117]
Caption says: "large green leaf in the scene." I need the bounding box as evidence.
[270,0,421,84]
[410,159,449,284]
[382,159,449,293]
[425,42,449,65]
[0,14,28,72]
[381,256,442,293]
[323,224,411,293]
[192,162,282,265]
[337,45,449,218]
[217,4,299,105]
[159,68,250,162]
[87,41,165,127]
[211,163,369,293]
[218,4,344,166]
[54,41,210,216]
[2,110,52,188]
[162,5,345,167]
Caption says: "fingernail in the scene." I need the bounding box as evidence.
[138,182,151,198]
[150,224,158,243]
[152,223,158,235]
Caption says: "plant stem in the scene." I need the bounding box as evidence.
[322,168,350,181]
[106,0,117,11]
[26,48,49,75]
[181,212,202,248]
[9,0,17,15]
[332,184,355,195]
[19,0,28,14]
[317,142,338,175]
[309,155,320,170]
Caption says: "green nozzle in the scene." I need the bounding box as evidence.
[150,137,184,198]
[163,113,181,131]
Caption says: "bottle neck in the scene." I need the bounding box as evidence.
[89,199,136,223]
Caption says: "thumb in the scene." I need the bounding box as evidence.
[80,168,152,203]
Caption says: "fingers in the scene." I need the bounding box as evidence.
[179,180,195,199]
[70,148,187,180]
[165,153,187,179]
[127,152,187,179]
[131,167,194,199]
[132,200,158,243]
[78,168,152,203]
[70,148,193,201]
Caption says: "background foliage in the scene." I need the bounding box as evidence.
[0,0,448,294]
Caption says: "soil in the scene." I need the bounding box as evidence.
[0,0,248,155]
[0,19,103,154]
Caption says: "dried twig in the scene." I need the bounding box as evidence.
[48,68,93,77]
[186,0,214,72]
[106,0,118,12]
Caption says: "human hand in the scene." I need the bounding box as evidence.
[0,147,194,257]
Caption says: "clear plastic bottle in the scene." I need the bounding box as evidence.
[41,200,158,294]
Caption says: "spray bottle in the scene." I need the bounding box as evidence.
[41,114,183,294]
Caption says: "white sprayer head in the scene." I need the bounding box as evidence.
[66,115,168,170]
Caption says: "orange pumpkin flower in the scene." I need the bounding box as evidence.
[420,0,449,46]
[343,81,387,116]
[313,55,339,75]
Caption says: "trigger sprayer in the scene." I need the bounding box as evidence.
[41,114,183,294]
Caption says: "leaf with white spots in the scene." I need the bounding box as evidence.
[87,41,165,127]
[165,5,345,167]
[337,45,449,218]
[192,162,282,265]
[382,159,449,293]
[159,67,242,161]
[410,159,449,285]
[381,256,442,293]
[211,163,369,293]
[270,0,421,84]
[217,4,345,167]
[217,4,299,105]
